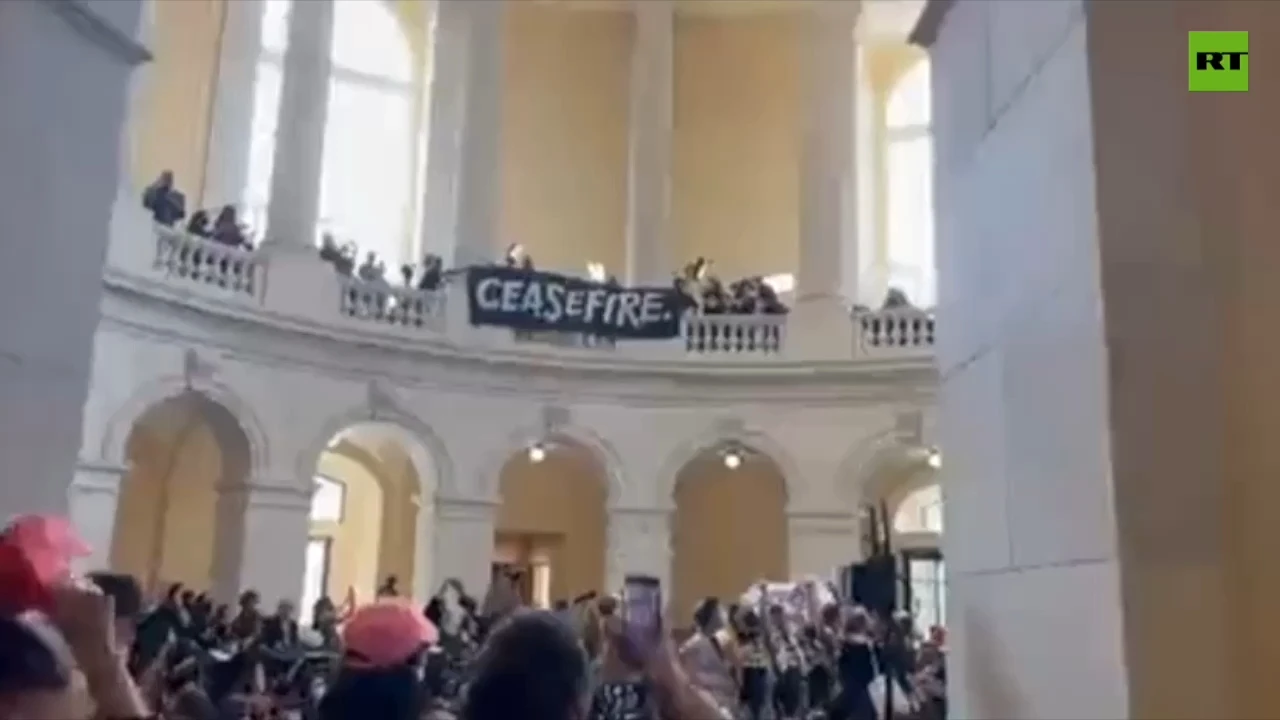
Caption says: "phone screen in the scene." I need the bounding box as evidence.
[622,575,662,658]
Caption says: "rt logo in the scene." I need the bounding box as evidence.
[1189,31,1249,92]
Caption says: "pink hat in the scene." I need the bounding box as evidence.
[342,600,439,668]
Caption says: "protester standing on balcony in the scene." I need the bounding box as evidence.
[211,206,248,249]
[142,170,185,227]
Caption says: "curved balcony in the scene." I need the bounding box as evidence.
[126,225,937,371]
[86,216,942,611]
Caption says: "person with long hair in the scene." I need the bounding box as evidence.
[678,598,738,716]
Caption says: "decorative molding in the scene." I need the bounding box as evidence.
[908,0,954,48]
[100,271,938,407]
[97,373,271,480]
[302,404,456,498]
[183,348,216,389]
[712,416,746,438]
[71,461,130,493]
[366,379,400,421]
[787,511,857,535]
[221,482,313,511]
[436,496,501,521]
[542,404,571,429]
[47,0,153,66]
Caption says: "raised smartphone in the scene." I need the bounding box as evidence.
[622,574,662,660]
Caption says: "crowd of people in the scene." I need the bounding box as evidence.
[0,513,947,720]
[143,171,254,251]
[145,180,789,323]
[674,258,789,316]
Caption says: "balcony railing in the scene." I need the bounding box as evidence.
[154,229,262,298]
[856,307,936,356]
[339,277,445,331]
[132,226,935,362]
[683,313,785,354]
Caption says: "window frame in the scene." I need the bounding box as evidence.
[311,475,347,523]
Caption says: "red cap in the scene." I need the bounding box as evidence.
[342,600,439,669]
[0,515,90,614]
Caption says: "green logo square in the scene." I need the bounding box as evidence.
[1189,31,1249,92]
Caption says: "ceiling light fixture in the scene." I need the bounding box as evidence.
[927,448,941,469]
[722,449,743,470]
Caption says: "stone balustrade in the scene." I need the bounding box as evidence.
[138,225,935,363]
[154,228,263,298]
[856,306,936,358]
[683,312,785,355]
[338,277,445,331]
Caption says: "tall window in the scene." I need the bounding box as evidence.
[885,59,936,309]
[246,0,417,267]
[893,484,943,535]
[310,476,346,522]
[300,537,332,623]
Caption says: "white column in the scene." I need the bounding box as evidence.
[606,507,672,598]
[418,0,466,267]
[68,462,130,572]
[264,0,334,249]
[412,497,435,603]
[787,511,858,581]
[434,498,497,600]
[201,0,267,210]
[789,2,859,360]
[624,0,674,285]
[211,483,311,606]
[430,0,505,270]
[0,0,148,516]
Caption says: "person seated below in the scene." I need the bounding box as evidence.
[142,170,186,226]
[185,209,212,239]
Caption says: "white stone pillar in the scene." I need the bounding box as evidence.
[211,483,311,606]
[201,0,267,210]
[434,498,497,599]
[787,511,858,582]
[418,0,466,267]
[264,0,334,248]
[420,0,506,270]
[0,0,149,516]
[605,507,672,598]
[412,497,435,603]
[624,0,674,285]
[788,2,859,360]
[68,462,130,572]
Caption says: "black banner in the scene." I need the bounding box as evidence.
[466,266,684,339]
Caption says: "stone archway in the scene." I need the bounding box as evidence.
[493,438,610,607]
[307,420,441,612]
[669,445,789,623]
[110,390,252,597]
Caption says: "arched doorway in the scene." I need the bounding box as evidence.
[860,447,944,631]
[670,444,789,623]
[305,422,437,619]
[494,439,609,607]
[111,391,252,598]
[889,478,943,631]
